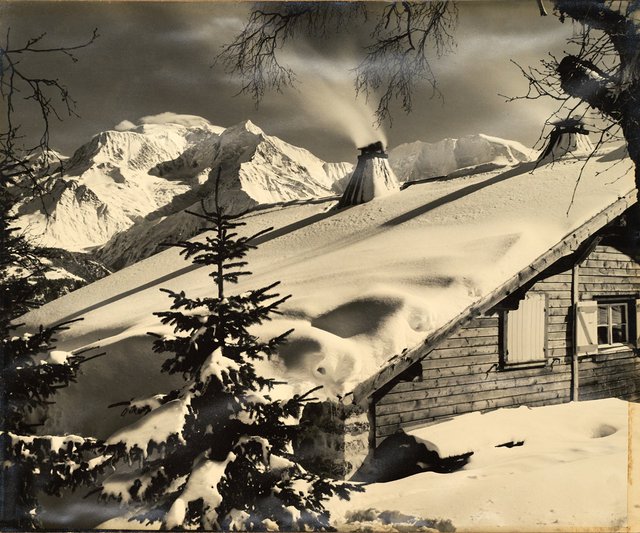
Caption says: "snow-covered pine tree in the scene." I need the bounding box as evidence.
[0,321,104,528]
[0,186,104,528]
[98,173,358,530]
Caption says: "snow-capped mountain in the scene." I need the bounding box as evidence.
[388,133,536,182]
[15,115,353,252]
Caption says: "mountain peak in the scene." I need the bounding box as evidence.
[17,117,353,256]
[225,119,264,136]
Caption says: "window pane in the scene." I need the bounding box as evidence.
[611,304,626,325]
[612,325,627,343]
[598,305,608,325]
[598,325,609,345]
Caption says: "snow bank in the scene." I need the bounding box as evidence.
[407,397,627,459]
[330,398,635,530]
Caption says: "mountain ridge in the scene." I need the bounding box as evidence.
[15,116,353,253]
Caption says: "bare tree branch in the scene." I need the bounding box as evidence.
[217,3,366,104]
[0,26,98,238]
[0,28,99,189]
[354,1,458,125]
[219,2,458,125]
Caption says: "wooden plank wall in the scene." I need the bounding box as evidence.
[578,244,640,402]
[373,243,640,446]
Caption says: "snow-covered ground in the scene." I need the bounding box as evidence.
[90,399,640,530]
[16,139,638,530]
[331,398,639,531]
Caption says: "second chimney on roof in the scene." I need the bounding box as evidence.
[538,117,594,162]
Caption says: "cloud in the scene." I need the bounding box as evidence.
[139,112,211,128]
[113,120,136,131]
[116,112,212,129]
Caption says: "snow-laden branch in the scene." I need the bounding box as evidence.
[557,54,623,120]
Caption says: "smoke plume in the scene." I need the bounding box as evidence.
[298,78,388,149]
[284,49,388,150]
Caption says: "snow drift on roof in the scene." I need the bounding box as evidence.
[22,147,636,437]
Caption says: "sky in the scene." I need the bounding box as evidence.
[2,1,575,162]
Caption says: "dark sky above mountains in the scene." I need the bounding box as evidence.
[2,1,573,162]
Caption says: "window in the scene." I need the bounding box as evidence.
[597,302,628,346]
[576,298,639,356]
[503,293,547,366]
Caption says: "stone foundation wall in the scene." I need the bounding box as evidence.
[295,400,370,479]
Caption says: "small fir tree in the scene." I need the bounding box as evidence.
[0,320,103,529]
[96,173,357,530]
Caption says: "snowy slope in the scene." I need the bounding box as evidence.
[15,115,352,253]
[329,398,634,530]
[20,146,636,442]
[389,133,536,182]
[95,398,637,530]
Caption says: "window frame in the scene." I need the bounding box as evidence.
[596,301,629,347]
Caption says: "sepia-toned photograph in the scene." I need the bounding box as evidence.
[1,0,639,530]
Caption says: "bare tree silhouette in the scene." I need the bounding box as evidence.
[218,2,458,125]
[221,1,640,189]
[1,28,98,192]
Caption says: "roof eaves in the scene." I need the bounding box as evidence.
[350,188,638,405]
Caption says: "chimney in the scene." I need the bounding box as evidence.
[538,117,594,162]
[338,141,400,208]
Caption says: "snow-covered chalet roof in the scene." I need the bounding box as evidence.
[22,146,637,436]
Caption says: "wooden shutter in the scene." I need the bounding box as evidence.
[506,293,547,364]
[575,301,598,356]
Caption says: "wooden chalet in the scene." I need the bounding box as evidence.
[352,191,640,448]
[299,162,640,479]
